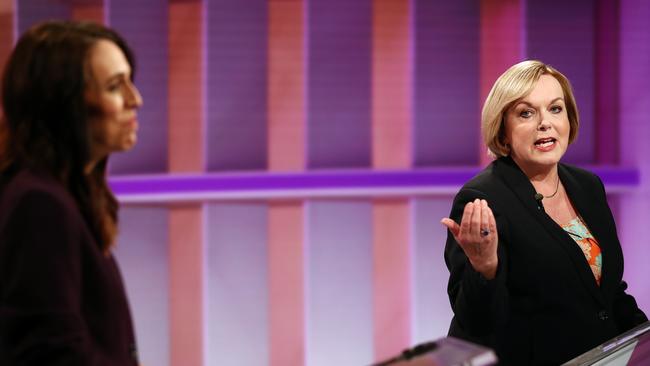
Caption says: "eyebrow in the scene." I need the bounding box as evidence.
[103,72,130,86]
[515,97,565,108]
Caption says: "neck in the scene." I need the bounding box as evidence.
[510,157,560,198]
[513,161,558,184]
[86,150,107,175]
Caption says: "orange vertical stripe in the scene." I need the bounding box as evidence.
[169,206,204,366]
[168,2,206,366]
[372,0,412,169]
[169,0,205,173]
[268,201,305,366]
[0,1,15,88]
[372,0,413,362]
[479,0,523,165]
[71,4,105,24]
[268,1,306,365]
[268,0,305,172]
[372,199,412,361]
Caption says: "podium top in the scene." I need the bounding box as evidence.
[563,321,650,365]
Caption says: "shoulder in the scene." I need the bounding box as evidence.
[458,159,508,197]
[560,162,601,182]
[559,162,605,193]
[0,169,79,227]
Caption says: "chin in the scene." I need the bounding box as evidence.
[122,135,137,151]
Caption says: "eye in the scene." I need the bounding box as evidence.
[550,105,563,114]
[519,109,534,118]
[106,80,122,92]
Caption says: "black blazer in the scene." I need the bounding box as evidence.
[445,156,647,365]
[0,168,138,365]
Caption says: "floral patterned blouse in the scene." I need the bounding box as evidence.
[562,216,603,286]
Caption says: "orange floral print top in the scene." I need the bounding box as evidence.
[562,216,602,286]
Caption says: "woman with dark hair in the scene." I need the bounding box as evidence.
[0,20,142,365]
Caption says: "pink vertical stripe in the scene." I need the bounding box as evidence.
[71,4,105,24]
[372,199,412,361]
[479,0,523,165]
[372,0,412,169]
[268,0,305,172]
[268,2,306,365]
[169,0,205,173]
[169,206,204,366]
[372,1,413,361]
[168,2,206,366]
[268,202,305,366]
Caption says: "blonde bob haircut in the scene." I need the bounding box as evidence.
[482,60,579,157]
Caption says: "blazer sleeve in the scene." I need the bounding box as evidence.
[0,190,107,365]
[444,187,509,336]
[592,175,648,332]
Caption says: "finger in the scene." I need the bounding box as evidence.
[480,200,490,238]
[440,218,460,238]
[488,206,497,237]
[459,202,474,238]
[470,198,481,237]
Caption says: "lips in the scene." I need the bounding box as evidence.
[534,137,556,148]
[124,117,138,129]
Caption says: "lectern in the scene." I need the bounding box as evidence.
[370,336,497,366]
[563,321,650,365]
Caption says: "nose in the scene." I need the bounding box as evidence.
[125,81,143,108]
[537,111,552,131]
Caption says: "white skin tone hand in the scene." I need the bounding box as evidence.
[441,199,499,279]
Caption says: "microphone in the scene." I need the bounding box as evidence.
[534,193,544,211]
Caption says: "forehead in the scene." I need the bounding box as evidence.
[520,74,564,103]
[86,39,130,80]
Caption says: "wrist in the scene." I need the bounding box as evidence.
[470,256,498,280]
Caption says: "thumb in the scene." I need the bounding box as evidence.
[441,218,460,237]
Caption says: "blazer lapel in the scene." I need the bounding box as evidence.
[559,165,619,298]
[495,157,606,306]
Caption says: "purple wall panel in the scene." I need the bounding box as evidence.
[306,200,373,365]
[205,203,269,365]
[618,0,650,312]
[412,198,455,344]
[16,0,70,34]
[414,0,480,166]
[114,207,170,366]
[108,0,169,174]
[206,0,268,172]
[307,0,372,169]
[526,0,595,164]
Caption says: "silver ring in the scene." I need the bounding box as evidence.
[480,228,490,237]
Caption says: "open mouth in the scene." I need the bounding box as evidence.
[534,137,556,148]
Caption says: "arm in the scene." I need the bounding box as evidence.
[591,175,649,332]
[612,281,647,333]
[443,188,509,336]
[0,190,103,365]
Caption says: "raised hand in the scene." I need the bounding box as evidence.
[441,199,499,279]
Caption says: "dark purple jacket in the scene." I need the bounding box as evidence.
[0,168,138,365]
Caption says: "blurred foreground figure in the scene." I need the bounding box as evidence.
[0,20,143,365]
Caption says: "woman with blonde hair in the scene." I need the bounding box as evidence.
[441,60,646,365]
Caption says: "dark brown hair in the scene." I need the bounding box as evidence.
[0,20,136,252]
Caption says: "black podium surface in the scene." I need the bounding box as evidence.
[563,321,650,365]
